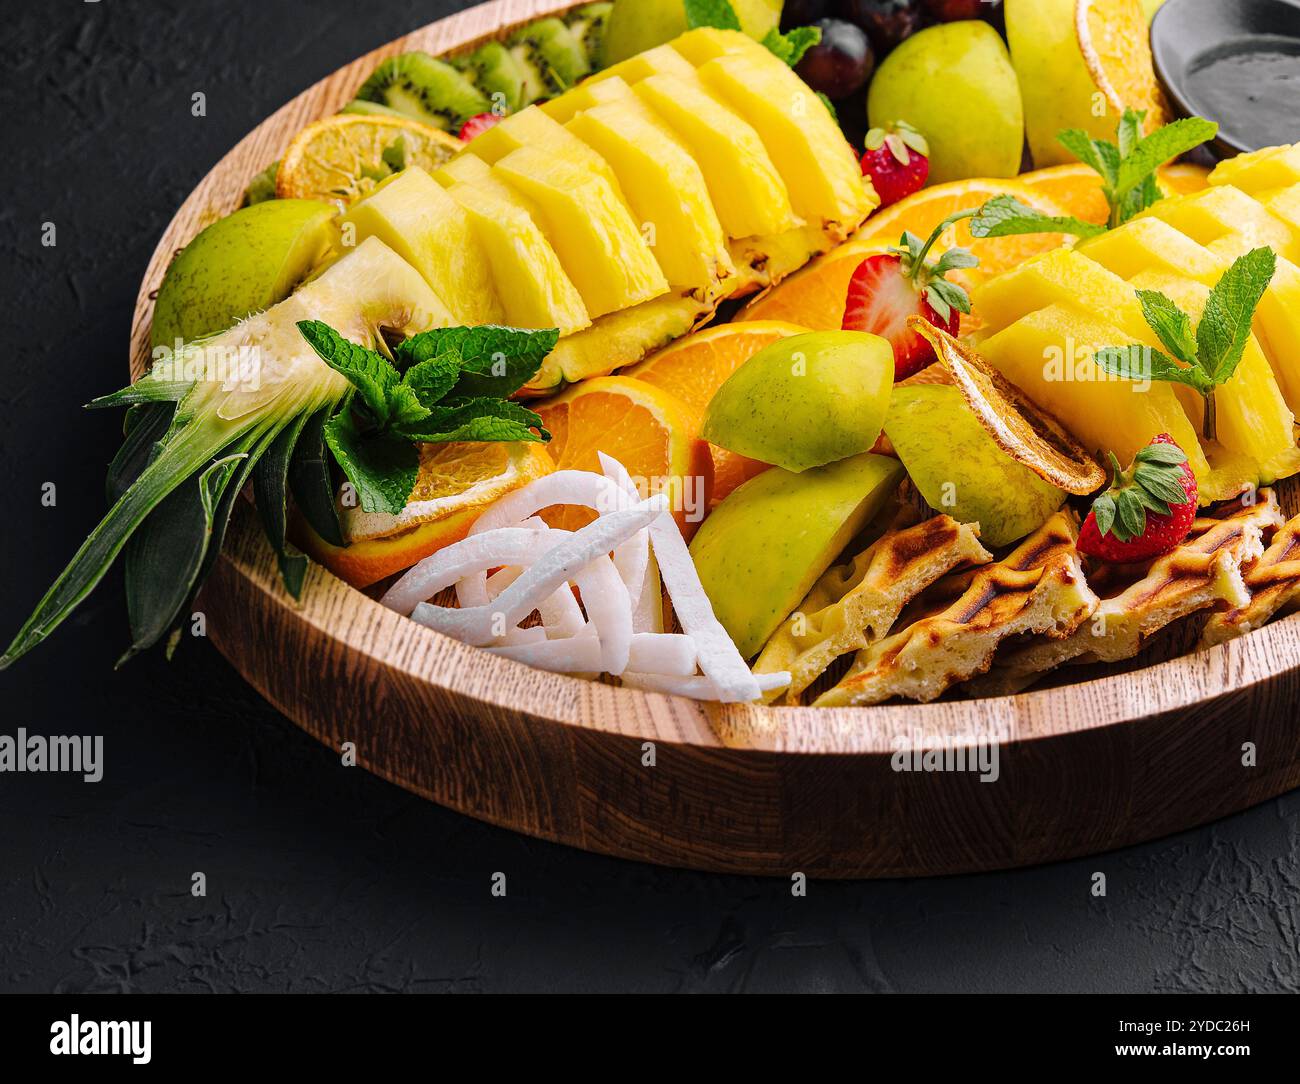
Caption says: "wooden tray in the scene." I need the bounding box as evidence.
[129,0,1300,877]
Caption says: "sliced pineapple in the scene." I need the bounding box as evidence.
[1208,144,1300,195]
[428,157,589,337]
[339,167,502,326]
[566,97,734,298]
[1138,186,1300,264]
[977,303,1212,488]
[490,145,668,319]
[1076,217,1223,283]
[585,42,698,86]
[528,291,716,395]
[462,105,628,207]
[539,72,636,124]
[1128,269,1300,486]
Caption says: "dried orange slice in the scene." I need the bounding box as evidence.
[1075,0,1170,134]
[533,376,713,539]
[277,114,463,209]
[625,322,807,505]
[295,441,556,588]
[911,318,1106,495]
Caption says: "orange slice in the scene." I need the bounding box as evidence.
[277,114,463,209]
[1020,162,1211,225]
[533,376,713,539]
[294,441,554,589]
[625,321,808,504]
[739,241,893,330]
[1076,0,1170,134]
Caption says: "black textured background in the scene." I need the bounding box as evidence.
[0,0,1297,995]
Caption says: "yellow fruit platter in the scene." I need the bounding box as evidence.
[10,0,1300,875]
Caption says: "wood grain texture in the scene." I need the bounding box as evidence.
[131,0,1300,877]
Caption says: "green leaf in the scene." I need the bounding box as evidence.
[1115,116,1219,198]
[297,320,399,425]
[762,25,821,68]
[969,194,1107,241]
[253,412,312,599]
[402,351,463,405]
[1134,462,1190,506]
[684,0,740,30]
[88,377,193,410]
[1094,344,1212,392]
[1135,442,1188,467]
[396,325,558,400]
[386,382,433,429]
[287,405,346,547]
[323,400,419,516]
[396,398,550,444]
[107,402,175,503]
[926,277,971,317]
[1092,492,1117,538]
[1117,108,1146,158]
[1136,289,1199,366]
[1058,129,1120,189]
[1197,247,1277,385]
[933,247,979,274]
[1116,172,1164,225]
[1115,487,1147,542]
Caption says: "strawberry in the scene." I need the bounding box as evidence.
[458,112,503,142]
[1078,435,1198,564]
[860,121,929,209]
[841,212,978,379]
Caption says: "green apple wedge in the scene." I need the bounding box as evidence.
[869,20,1024,184]
[885,385,1067,547]
[703,331,894,472]
[690,453,904,659]
[152,198,336,349]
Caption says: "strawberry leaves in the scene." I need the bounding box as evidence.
[1094,248,1278,440]
[1092,442,1192,544]
[298,321,554,515]
[890,210,979,322]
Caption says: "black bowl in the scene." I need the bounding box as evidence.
[1152,0,1300,156]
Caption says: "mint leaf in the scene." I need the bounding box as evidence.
[1058,129,1120,189]
[1094,344,1213,393]
[762,25,821,68]
[969,194,1106,240]
[1136,289,1199,366]
[402,351,463,405]
[323,399,418,515]
[396,326,558,400]
[298,320,398,425]
[684,0,740,30]
[1115,116,1219,199]
[1117,109,1145,159]
[396,398,549,444]
[1197,247,1277,385]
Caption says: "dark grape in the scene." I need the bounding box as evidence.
[781,0,833,30]
[919,0,992,21]
[794,19,875,100]
[836,0,922,58]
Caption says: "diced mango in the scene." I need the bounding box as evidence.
[1138,186,1300,263]
[1076,217,1224,282]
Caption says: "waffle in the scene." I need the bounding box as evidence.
[753,514,992,704]
[971,490,1283,697]
[1201,511,1300,647]
[815,510,1097,707]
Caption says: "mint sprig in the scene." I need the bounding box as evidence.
[1093,247,1277,442]
[298,321,554,515]
[684,0,741,30]
[970,109,1219,242]
[762,26,821,68]
[1091,443,1191,543]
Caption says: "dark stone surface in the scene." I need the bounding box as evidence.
[0,0,1296,994]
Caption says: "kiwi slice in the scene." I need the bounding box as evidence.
[508,18,590,101]
[565,2,613,67]
[356,52,490,131]
[451,40,527,116]
[340,99,415,120]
